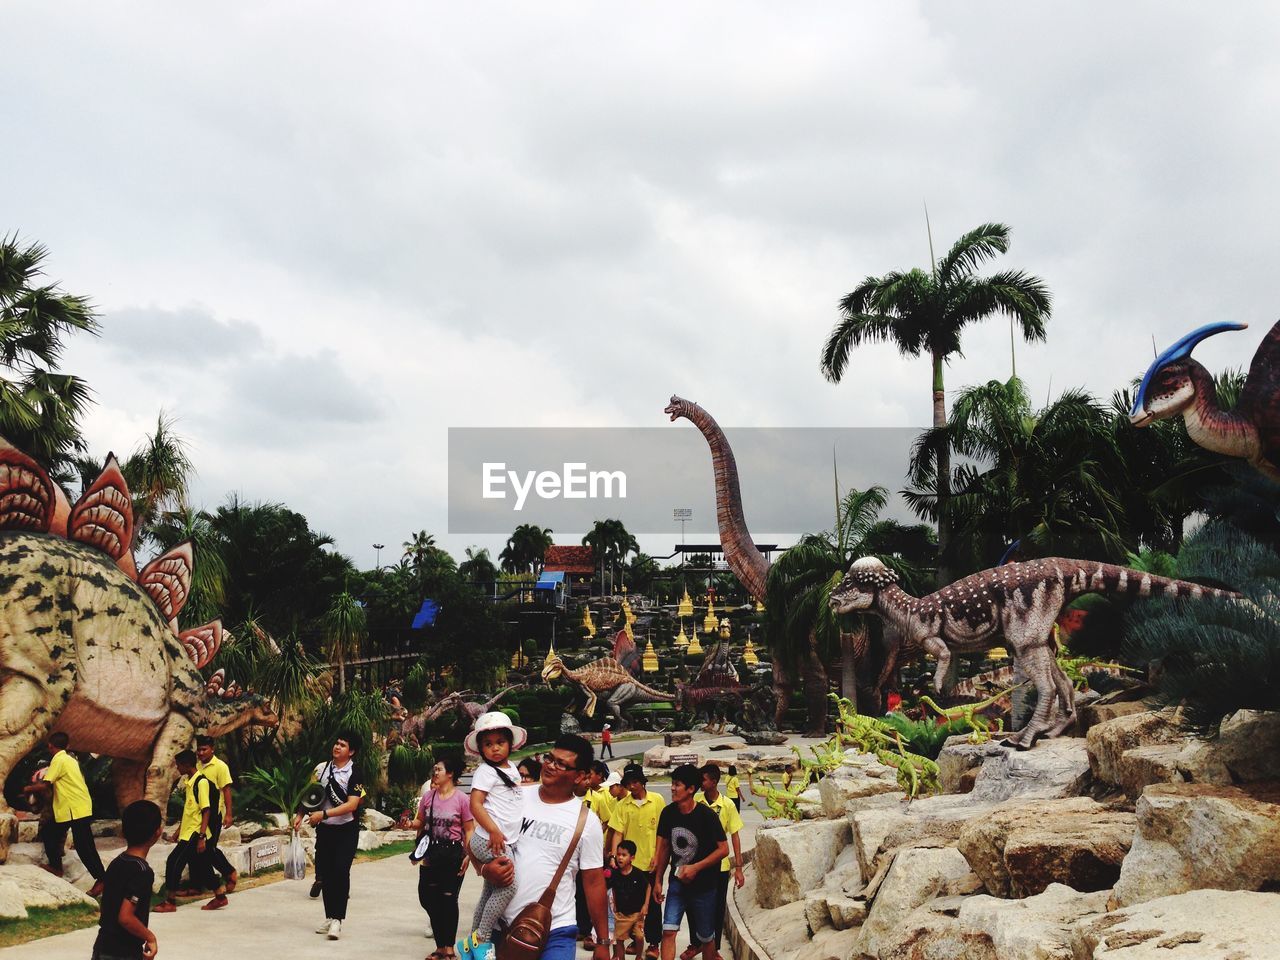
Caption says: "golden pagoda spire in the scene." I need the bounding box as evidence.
[677,588,694,619]
[674,620,689,647]
[621,585,636,627]
[703,591,718,634]
[688,621,704,656]
[742,636,759,666]
[642,637,659,673]
[581,604,596,638]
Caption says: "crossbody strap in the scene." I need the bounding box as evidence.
[537,803,590,910]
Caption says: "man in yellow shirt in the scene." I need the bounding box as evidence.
[607,764,666,958]
[154,750,228,912]
[584,761,615,826]
[24,732,105,896]
[196,734,238,893]
[683,764,745,959]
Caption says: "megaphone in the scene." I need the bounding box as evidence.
[300,784,326,812]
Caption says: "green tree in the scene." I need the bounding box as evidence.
[323,591,367,696]
[122,412,194,550]
[906,377,1129,572]
[150,506,228,628]
[582,518,638,594]
[458,546,498,584]
[821,223,1051,581]
[500,523,554,576]
[0,235,98,471]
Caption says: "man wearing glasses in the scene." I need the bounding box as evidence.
[479,734,610,960]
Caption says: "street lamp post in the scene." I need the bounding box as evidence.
[373,543,384,570]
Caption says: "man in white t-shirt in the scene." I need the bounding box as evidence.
[479,734,609,960]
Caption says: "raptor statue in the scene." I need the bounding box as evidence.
[828,556,1239,749]
[400,685,522,741]
[0,437,277,856]
[1129,319,1280,480]
[664,394,900,717]
[540,629,671,730]
[674,638,746,733]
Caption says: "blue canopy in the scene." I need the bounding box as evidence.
[412,599,440,628]
[535,571,566,591]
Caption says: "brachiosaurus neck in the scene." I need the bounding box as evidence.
[679,402,770,600]
[1183,362,1259,459]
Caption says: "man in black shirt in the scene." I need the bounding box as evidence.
[650,765,727,960]
[94,800,162,960]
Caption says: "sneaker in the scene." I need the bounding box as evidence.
[424,922,434,939]
[473,942,495,960]
[201,894,229,910]
[316,918,334,934]
[153,902,177,913]
[327,919,341,940]
[309,880,323,899]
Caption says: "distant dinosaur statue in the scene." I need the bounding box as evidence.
[541,630,670,730]
[1130,319,1280,479]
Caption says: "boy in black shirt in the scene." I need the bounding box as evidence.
[608,840,651,960]
[651,765,727,960]
[94,800,162,960]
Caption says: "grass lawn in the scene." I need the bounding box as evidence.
[0,840,417,947]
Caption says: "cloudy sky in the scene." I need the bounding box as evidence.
[6,2,1280,568]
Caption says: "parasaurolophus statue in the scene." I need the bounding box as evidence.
[0,437,277,856]
[829,556,1239,749]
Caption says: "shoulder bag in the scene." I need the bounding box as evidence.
[497,803,590,960]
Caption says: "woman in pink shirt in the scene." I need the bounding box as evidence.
[412,754,474,960]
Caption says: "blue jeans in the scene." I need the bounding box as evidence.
[540,925,580,960]
[662,877,717,944]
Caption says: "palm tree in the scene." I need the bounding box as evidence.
[906,377,1130,571]
[821,223,1051,581]
[582,518,638,593]
[458,546,498,584]
[122,412,194,550]
[0,235,98,471]
[402,530,437,564]
[323,591,367,695]
[150,506,227,627]
[499,523,554,576]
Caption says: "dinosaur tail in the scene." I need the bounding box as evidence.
[634,681,673,702]
[1063,561,1241,603]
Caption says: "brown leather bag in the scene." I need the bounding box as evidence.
[497,804,590,960]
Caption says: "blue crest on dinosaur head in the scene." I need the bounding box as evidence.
[1130,322,1248,418]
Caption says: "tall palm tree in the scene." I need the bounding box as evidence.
[821,223,1051,581]
[123,412,194,550]
[323,591,367,695]
[458,546,498,584]
[499,523,554,576]
[906,377,1130,571]
[0,235,98,471]
[150,506,228,627]
[402,530,437,564]
[582,518,638,593]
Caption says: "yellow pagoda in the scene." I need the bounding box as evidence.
[620,586,636,627]
[703,593,718,634]
[688,623,705,656]
[642,638,659,673]
[581,605,596,638]
[674,621,690,647]
[755,598,765,613]
[677,588,695,619]
[742,637,759,666]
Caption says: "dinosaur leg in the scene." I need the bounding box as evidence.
[582,689,598,717]
[112,758,148,811]
[144,712,196,811]
[923,636,951,693]
[0,673,60,816]
[605,686,631,731]
[1044,662,1078,737]
[1003,643,1057,750]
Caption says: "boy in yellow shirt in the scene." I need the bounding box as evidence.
[607,764,666,958]
[154,750,228,912]
[24,732,105,896]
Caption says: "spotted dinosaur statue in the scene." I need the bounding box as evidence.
[829,556,1239,749]
[540,633,671,730]
[0,438,276,853]
[1129,319,1280,480]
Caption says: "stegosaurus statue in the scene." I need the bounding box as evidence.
[0,437,276,852]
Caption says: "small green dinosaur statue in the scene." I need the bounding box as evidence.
[918,683,1023,744]
[746,771,812,821]
[1056,650,1139,692]
[828,694,939,798]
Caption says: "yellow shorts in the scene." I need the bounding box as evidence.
[613,911,644,941]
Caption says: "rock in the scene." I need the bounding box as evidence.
[882,896,972,960]
[1086,710,1181,788]
[817,757,903,818]
[0,875,25,919]
[741,731,788,746]
[968,737,1092,802]
[852,793,997,885]
[559,712,581,734]
[1078,698,1151,734]
[856,847,981,959]
[752,817,851,909]
[642,745,702,770]
[16,818,40,844]
[959,884,1110,960]
[1070,889,1280,959]
[663,732,692,747]
[218,825,242,845]
[936,736,1005,794]
[0,812,13,862]
[356,829,387,851]
[1111,782,1280,907]
[0,863,97,908]
[1114,741,1230,799]
[363,809,395,831]
[238,820,272,840]
[957,798,1135,898]
[826,895,867,930]
[91,818,121,838]
[1206,709,1280,783]
[796,786,824,819]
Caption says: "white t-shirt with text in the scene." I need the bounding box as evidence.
[471,760,525,846]
[502,788,604,932]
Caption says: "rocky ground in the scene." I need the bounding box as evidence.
[731,703,1280,960]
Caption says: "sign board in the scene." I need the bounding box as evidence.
[673,508,692,520]
[669,752,701,766]
[250,836,283,873]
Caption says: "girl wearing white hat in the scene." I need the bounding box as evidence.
[457,711,528,960]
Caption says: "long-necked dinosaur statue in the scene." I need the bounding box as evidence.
[1129,319,1280,479]
[829,556,1239,749]
[0,437,277,854]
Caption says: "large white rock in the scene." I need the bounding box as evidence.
[0,876,27,919]
[356,829,387,851]
[363,808,395,831]
[1085,710,1182,788]
[752,817,851,909]
[968,737,1091,803]
[856,846,981,959]
[218,825,243,845]
[958,884,1110,960]
[1070,889,1280,959]
[851,793,997,885]
[0,863,97,909]
[817,757,903,818]
[957,797,1135,898]
[1111,782,1280,907]
[880,895,972,960]
[1203,709,1280,783]
[936,736,1005,794]
[16,818,41,844]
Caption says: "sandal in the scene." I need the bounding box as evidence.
[680,948,700,960]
